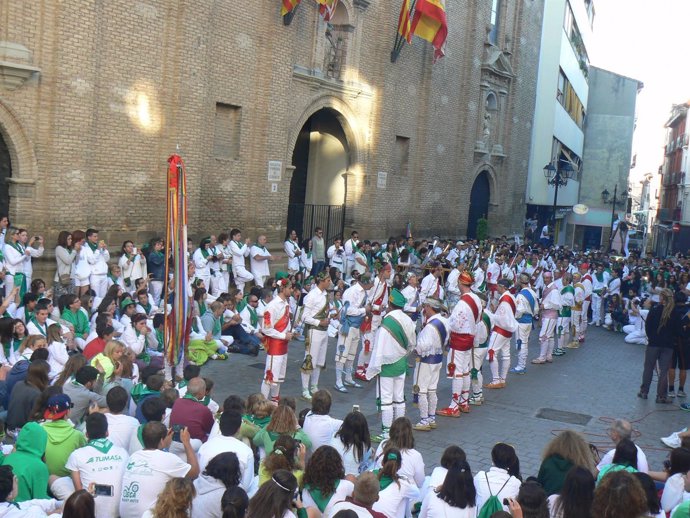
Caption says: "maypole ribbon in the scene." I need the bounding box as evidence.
[164,154,191,367]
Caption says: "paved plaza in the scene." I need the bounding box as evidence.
[204,325,688,478]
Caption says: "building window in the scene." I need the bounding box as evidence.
[489,0,500,45]
[552,137,582,179]
[556,68,585,128]
[213,103,241,159]
[395,136,410,176]
[563,2,589,78]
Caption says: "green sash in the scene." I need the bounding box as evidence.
[381,315,409,352]
[13,272,26,299]
[559,285,575,318]
[305,480,340,513]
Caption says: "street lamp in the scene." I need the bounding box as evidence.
[544,160,575,241]
[602,185,628,251]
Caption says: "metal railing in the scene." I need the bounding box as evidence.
[286,204,345,245]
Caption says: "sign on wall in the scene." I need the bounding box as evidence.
[377,171,387,189]
[268,161,282,182]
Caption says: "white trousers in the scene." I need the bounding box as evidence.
[261,353,288,400]
[413,361,441,420]
[625,330,647,345]
[514,322,532,370]
[378,373,406,429]
[252,272,268,288]
[556,316,572,348]
[446,349,471,407]
[488,332,511,383]
[358,314,382,370]
[471,347,489,398]
[580,300,591,337]
[90,274,108,298]
[301,328,329,390]
[538,318,557,360]
[591,294,603,324]
[233,265,254,293]
[572,309,585,339]
[149,280,164,306]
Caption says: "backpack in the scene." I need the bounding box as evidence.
[477,473,511,518]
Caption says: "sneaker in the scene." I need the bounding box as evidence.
[565,341,580,349]
[510,367,526,374]
[301,390,312,401]
[344,379,362,388]
[310,385,319,394]
[436,406,461,418]
[661,433,682,448]
[553,348,566,356]
[469,395,483,406]
[531,358,546,364]
[413,421,432,431]
[679,390,687,398]
[637,391,648,400]
[681,403,690,411]
[428,419,437,429]
[333,384,348,393]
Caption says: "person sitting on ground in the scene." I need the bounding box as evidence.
[253,404,312,455]
[134,372,167,423]
[330,471,386,518]
[209,394,260,444]
[374,417,425,488]
[596,438,639,484]
[302,389,343,451]
[258,434,306,487]
[221,486,249,518]
[537,430,596,496]
[128,396,168,455]
[596,419,649,473]
[5,358,49,432]
[419,461,476,518]
[421,445,467,500]
[192,452,241,518]
[633,472,662,518]
[302,445,355,515]
[0,464,61,517]
[473,443,522,512]
[1,422,50,502]
[169,376,215,445]
[197,409,255,493]
[119,421,200,518]
[371,448,420,518]
[660,447,690,513]
[176,363,201,397]
[41,393,87,477]
[105,385,140,451]
[547,466,595,518]
[512,480,549,518]
[144,477,197,518]
[90,339,125,380]
[62,364,108,423]
[591,470,648,518]
[247,469,315,518]
[83,323,115,360]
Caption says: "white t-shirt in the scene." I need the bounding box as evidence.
[303,413,343,451]
[119,449,191,518]
[596,444,649,473]
[372,477,420,518]
[66,441,129,518]
[303,479,354,516]
[374,442,426,488]
[128,425,144,455]
[473,468,521,512]
[328,500,375,518]
[106,413,140,452]
[197,434,255,492]
[420,466,447,501]
[250,245,271,278]
[330,436,373,477]
[419,491,476,518]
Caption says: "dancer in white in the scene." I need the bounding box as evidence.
[532,271,562,364]
[260,278,294,402]
[355,262,391,381]
[510,273,538,375]
[300,272,332,401]
[485,279,518,389]
[229,228,253,294]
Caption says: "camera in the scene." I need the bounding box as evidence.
[172,424,183,442]
[94,484,114,497]
[503,498,510,506]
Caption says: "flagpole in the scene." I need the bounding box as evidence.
[391,0,417,63]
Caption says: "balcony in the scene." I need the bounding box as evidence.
[657,207,681,221]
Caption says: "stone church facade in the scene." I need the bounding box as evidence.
[0,0,545,250]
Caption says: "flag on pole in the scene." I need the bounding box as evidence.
[406,222,413,239]
[410,0,447,60]
[164,154,191,368]
[317,0,338,21]
[281,0,301,16]
[398,0,413,43]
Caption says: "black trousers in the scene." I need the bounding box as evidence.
[640,346,673,398]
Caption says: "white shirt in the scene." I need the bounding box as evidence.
[0,499,61,518]
[192,473,228,518]
[250,245,271,278]
[229,241,250,270]
[302,412,343,451]
[328,245,345,271]
[197,434,255,492]
[372,476,420,518]
[83,244,110,276]
[106,413,140,451]
[66,441,129,518]
[419,492,476,518]
[374,442,425,488]
[303,479,355,517]
[596,444,649,473]
[473,467,521,512]
[284,240,301,271]
[330,436,372,476]
[119,449,191,518]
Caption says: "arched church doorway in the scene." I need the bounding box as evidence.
[466,171,490,239]
[0,132,10,216]
[286,108,347,244]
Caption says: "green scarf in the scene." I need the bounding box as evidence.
[381,315,409,352]
[372,470,395,490]
[135,330,151,363]
[246,305,258,328]
[141,302,152,314]
[87,241,98,252]
[87,438,113,454]
[305,480,341,513]
[178,379,188,389]
[595,272,604,282]
[213,315,221,337]
[130,383,159,403]
[107,273,119,285]
[8,240,24,255]
[155,329,164,352]
[183,393,202,403]
[197,301,207,317]
[30,317,47,337]
[234,240,244,250]
[200,247,210,258]
[236,297,248,314]
[62,308,90,336]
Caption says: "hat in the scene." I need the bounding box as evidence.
[580,263,590,270]
[359,273,372,284]
[459,271,474,286]
[456,241,464,246]
[497,279,512,289]
[389,288,407,308]
[374,261,391,272]
[120,297,135,309]
[424,296,448,313]
[316,271,330,282]
[44,394,72,420]
[275,271,290,281]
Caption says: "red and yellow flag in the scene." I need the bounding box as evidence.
[281,0,301,16]
[410,0,448,60]
[317,0,338,21]
[397,0,412,43]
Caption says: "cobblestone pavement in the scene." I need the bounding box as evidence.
[203,325,688,478]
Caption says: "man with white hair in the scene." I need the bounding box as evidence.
[597,419,649,473]
[532,271,561,364]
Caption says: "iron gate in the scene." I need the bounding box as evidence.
[286,204,345,245]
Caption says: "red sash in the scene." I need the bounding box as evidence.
[264,307,290,355]
[372,284,388,315]
[460,294,480,323]
[492,326,513,338]
[499,294,517,316]
[449,332,474,351]
[583,275,593,301]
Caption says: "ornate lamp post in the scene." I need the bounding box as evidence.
[544,160,575,242]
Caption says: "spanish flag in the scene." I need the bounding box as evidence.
[281,0,301,16]
[397,0,412,43]
[411,0,448,60]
